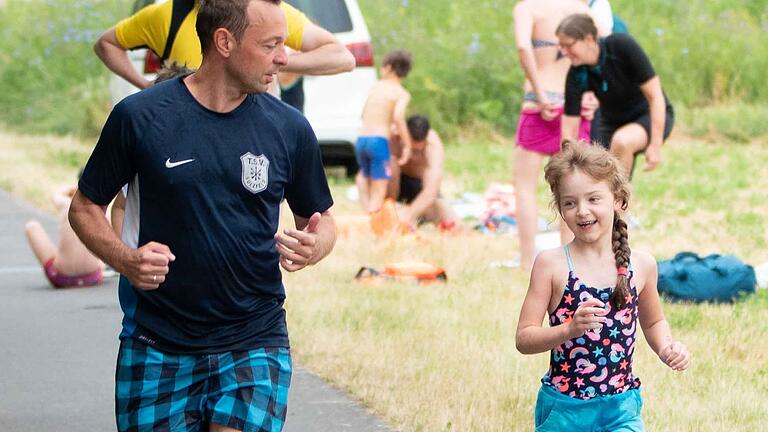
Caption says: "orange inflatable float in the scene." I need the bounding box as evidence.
[355,261,447,285]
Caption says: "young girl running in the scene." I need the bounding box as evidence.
[515,140,689,431]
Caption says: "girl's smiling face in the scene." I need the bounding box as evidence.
[558,168,623,242]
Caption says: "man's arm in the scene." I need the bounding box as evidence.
[94,27,153,90]
[402,131,443,226]
[281,23,355,75]
[275,210,336,272]
[69,190,174,289]
[639,76,666,171]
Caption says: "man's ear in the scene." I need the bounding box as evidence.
[213,28,234,57]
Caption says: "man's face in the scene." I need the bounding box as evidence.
[228,1,288,93]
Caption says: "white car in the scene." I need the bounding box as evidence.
[111,0,376,176]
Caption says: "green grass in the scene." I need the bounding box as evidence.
[357,0,768,136]
[3,0,768,139]
[0,0,126,137]
[618,1,768,105]
[678,104,768,142]
[297,135,768,431]
[442,127,512,192]
[284,225,767,432]
[0,129,94,212]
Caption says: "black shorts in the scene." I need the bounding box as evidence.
[397,174,422,204]
[593,105,675,151]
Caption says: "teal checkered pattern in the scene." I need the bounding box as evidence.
[116,338,291,432]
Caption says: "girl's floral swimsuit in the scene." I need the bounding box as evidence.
[542,245,641,399]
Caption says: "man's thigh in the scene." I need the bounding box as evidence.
[115,339,292,432]
[115,338,207,432]
[208,348,292,432]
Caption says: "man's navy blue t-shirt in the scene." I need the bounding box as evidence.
[78,77,333,354]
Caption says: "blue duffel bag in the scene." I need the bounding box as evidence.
[657,252,757,303]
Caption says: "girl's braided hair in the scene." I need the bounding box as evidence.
[544,140,632,309]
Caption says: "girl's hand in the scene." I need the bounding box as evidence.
[566,298,607,338]
[659,341,690,371]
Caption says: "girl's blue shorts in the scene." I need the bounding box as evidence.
[535,384,645,431]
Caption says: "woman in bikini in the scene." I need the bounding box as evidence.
[512,0,607,271]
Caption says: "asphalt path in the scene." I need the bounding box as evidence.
[0,190,390,431]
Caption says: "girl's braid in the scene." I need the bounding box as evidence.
[610,211,631,309]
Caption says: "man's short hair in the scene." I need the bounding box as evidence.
[383,50,412,78]
[197,0,281,54]
[407,115,430,141]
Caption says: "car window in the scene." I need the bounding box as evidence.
[284,0,353,33]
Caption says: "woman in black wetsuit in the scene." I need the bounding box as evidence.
[557,14,674,177]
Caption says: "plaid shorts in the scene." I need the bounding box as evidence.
[116,338,292,432]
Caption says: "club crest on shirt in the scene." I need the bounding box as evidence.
[240,152,269,194]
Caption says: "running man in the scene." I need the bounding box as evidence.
[70,1,336,430]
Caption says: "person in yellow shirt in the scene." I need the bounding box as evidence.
[95,0,354,90]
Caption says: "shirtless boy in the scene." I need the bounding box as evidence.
[388,115,458,230]
[355,50,412,214]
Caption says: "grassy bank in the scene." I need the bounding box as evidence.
[357,0,768,136]
[0,0,125,137]
[2,1,768,139]
[0,129,94,212]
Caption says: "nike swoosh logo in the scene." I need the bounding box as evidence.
[165,158,195,168]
